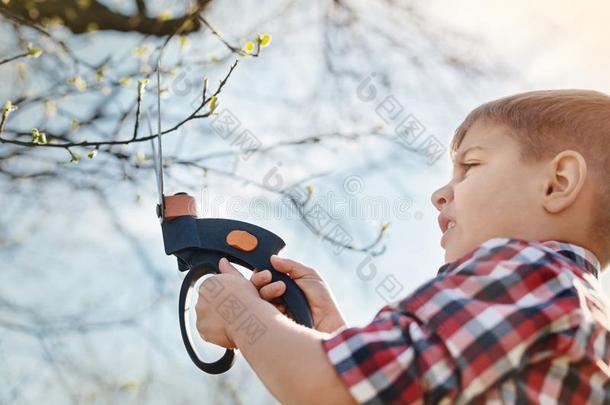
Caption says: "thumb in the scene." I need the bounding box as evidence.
[270,255,314,279]
[218,257,245,277]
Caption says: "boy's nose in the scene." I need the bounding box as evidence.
[431,184,453,211]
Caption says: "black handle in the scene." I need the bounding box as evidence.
[178,253,313,374]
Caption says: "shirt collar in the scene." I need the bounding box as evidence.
[537,239,602,278]
[437,238,602,278]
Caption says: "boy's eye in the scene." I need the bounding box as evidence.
[459,162,479,172]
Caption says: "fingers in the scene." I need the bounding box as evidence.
[270,255,314,278]
[250,256,315,288]
[250,269,272,288]
[250,270,287,300]
[249,270,291,317]
[259,281,285,300]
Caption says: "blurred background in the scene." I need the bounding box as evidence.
[1,0,609,403]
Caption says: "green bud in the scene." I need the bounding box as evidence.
[27,45,43,58]
[243,41,255,54]
[31,128,47,145]
[69,150,80,163]
[3,101,17,113]
[209,95,218,112]
[257,33,272,48]
[138,78,149,96]
[380,221,391,233]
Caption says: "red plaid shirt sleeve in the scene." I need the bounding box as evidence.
[321,237,610,404]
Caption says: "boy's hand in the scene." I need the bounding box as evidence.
[195,257,260,349]
[250,255,348,334]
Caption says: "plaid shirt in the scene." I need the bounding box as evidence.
[321,237,608,404]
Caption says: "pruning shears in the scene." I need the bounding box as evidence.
[148,61,313,374]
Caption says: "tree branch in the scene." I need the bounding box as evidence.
[0,60,239,149]
[0,0,212,36]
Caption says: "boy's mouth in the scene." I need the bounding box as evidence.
[440,222,456,248]
[437,213,456,234]
[438,213,456,248]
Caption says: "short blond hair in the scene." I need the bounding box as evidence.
[450,89,610,267]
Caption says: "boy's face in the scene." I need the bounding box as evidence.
[431,119,548,263]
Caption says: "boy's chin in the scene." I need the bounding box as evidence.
[444,245,465,264]
[443,249,454,264]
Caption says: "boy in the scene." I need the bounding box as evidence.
[196,89,610,404]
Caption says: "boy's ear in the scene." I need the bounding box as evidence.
[542,150,588,213]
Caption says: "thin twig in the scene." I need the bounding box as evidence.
[199,16,261,57]
[0,52,28,66]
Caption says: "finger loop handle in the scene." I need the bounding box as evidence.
[178,265,235,374]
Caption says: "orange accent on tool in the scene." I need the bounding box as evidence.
[226,230,259,252]
[164,194,197,221]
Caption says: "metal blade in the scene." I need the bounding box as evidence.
[147,112,164,219]
[149,48,166,220]
[155,58,164,197]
